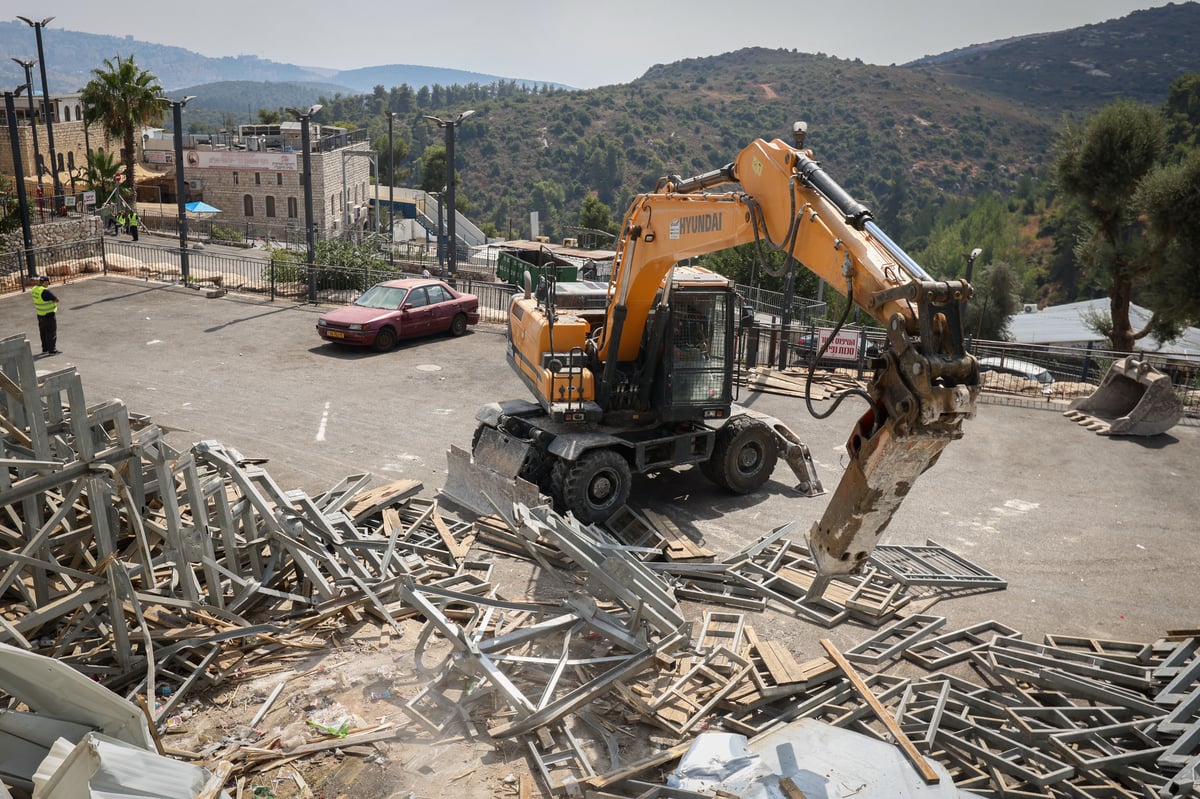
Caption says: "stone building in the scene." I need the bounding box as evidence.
[0,91,121,206]
[140,122,373,239]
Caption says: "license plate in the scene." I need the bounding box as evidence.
[327,330,345,339]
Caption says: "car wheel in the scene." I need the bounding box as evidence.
[373,326,398,352]
[450,313,469,337]
[552,449,631,524]
[704,417,778,494]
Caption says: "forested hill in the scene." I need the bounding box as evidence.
[290,4,1199,250]
[908,2,1200,113]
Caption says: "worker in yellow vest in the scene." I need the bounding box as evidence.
[31,275,61,356]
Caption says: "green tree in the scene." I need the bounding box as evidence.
[1131,148,1200,338]
[0,174,17,235]
[1163,73,1200,156]
[1054,100,1182,351]
[966,260,1021,341]
[257,108,281,124]
[371,134,410,186]
[577,195,618,239]
[419,145,447,193]
[84,149,122,201]
[80,56,164,205]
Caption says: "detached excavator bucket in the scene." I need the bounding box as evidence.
[442,427,543,517]
[1064,357,1183,436]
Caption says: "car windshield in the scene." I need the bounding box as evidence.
[354,285,408,310]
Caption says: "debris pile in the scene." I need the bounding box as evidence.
[2,332,1196,798]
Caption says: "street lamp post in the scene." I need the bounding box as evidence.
[386,111,396,265]
[5,85,36,277]
[17,16,62,207]
[163,95,196,283]
[430,190,445,270]
[10,58,43,199]
[423,110,474,277]
[287,104,322,302]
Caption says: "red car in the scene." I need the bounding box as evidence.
[316,279,480,351]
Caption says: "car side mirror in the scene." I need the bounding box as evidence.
[401,303,413,311]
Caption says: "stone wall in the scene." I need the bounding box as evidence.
[1,215,102,252]
[0,121,122,199]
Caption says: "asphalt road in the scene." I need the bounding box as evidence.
[3,275,1197,651]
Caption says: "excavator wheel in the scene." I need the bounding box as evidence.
[702,416,778,494]
[551,449,632,524]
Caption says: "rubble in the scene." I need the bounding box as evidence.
[2,331,1197,798]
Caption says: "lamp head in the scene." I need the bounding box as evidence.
[792,121,808,149]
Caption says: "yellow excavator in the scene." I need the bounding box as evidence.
[446,123,979,586]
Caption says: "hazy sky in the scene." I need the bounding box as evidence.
[22,0,1170,88]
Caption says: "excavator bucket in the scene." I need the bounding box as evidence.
[442,427,543,517]
[1064,357,1183,436]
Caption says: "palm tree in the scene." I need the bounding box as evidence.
[85,149,122,202]
[80,55,164,208]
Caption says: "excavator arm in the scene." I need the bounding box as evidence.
[600,129,979,589]
[729,134,979,586]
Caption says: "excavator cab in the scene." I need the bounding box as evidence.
[653,286,736,422]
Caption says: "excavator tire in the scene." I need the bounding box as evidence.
[703,416,778,494]
[551,449,632,524]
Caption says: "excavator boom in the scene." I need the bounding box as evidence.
[451,126,979,590]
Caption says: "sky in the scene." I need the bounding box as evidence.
[13,0,1174,89]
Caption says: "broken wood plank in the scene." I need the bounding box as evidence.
[819,638,941,785]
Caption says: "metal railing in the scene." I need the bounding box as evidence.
[0,238,105,294]
[7,237,1194,423]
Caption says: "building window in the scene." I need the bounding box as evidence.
[233,172,239,185]
[244,194,254,216]
[331,195,336,214]
[63,106,71,122]
[276,173,283,185]
[287,197,298,218]
[255,173,261,185]
[266,196,276,218]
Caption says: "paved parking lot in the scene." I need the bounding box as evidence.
[3,274,1198,650]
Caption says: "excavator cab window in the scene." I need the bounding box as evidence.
[658,291,733,418]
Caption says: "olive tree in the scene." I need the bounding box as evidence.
[1055,99,1200,350]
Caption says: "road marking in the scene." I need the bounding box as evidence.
[147,339,162,345]
[316,401,331,441]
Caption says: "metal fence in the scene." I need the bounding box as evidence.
[4,237,1196,424]
[739,320,1199,424]
[0,238,105,295]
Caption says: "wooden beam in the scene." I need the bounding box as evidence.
[819,638,940,785]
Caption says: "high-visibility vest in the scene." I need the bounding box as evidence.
[32,285,57,316]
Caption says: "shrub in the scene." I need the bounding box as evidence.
[210,225,245,244]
